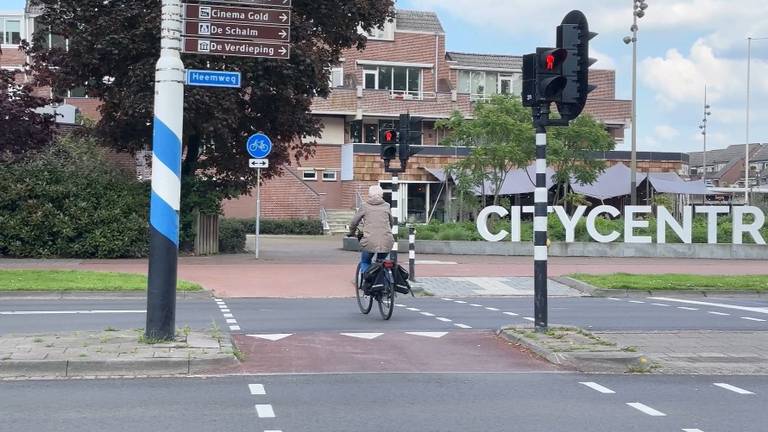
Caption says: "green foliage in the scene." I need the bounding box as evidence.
[219,219,247,254]
[219,219,325,253]
[0,134,150,258]
[572,273,768,291]
[0,269,202,291]
[260,219,324,235]
[650,194,674,208]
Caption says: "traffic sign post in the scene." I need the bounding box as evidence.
[246,134,272,259]
[186,69,242,88]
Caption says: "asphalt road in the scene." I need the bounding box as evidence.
[2,373,767,432]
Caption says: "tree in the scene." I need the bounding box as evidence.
[0,46,56,158]
[436,96,535,206]
[26,0,393,196]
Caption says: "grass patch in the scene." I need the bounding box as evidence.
[0,269,202,292]
[571,273,768,292]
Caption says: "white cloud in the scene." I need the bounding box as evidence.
[655,125,680,140]
[591,48,616,70]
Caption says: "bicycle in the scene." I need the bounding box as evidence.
[355,257,396,320]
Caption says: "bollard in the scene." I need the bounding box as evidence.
[408,225,416,282]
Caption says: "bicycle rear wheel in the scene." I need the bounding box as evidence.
[355,263,373,314]
[378,274,395,320]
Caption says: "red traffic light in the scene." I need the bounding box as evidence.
[540,48,567,70]
[385,131,394,142]
[381,129,397,144]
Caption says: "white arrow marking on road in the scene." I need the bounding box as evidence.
[714,383,755,395]
[405,332,448,339]
[249,384,266,395]
[649,297,768,314]
[627,402,666,416]
[341,333,383,340]
[579,382,616,394]
[248,333,293,341]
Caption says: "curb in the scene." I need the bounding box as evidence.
[0,356,239,378]
[0,291,212,301]
[553,277,768,299]
[497,327,651,374]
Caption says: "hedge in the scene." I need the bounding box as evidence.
[218,218,325,254]
[0,135,150,258]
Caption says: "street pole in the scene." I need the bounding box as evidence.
[255,168,261,259]
[746,37,752,205]
[408,225,416,282]
[533,108,549,332]
[391,176,399,264]
[703,85,708,180]
[146,0,184,340]
[630,13,638,206]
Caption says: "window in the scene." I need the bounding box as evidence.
[363,65,421,97]
[350,121,362,144]
[364,67,377,89]
[322,171,337,182]
[54,86,89,98]
[1,19,21,45]
[363,20,395,41]
[499,75,514,95]
[459,71,508,99]
[364,124,378,143]
[302,170,317,181]
[329,67,344,88]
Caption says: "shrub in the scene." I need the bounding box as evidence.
[218,219,246,253]
[0,135,149,258]
[225,218,324,236]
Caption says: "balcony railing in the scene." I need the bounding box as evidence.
[389,90,437,101]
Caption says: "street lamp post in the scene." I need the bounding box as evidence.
[745,37,768,204]
[624,0,648,206]
[699,85,711,182]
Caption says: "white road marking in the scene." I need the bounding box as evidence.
[405,332,448,339]
[649,297,768,314]
[628,300,645,304]
[340,333,383,340]
[229,325,241,331]
[453,323,472,329]
[485,307,500,311]
[264,430,283,432]
[579,382,616,394]
[454,301,467,304]
[221,309,231,313]
[406,308,421,312]
[677,307,699,311]
[627,402,666,416]
[682,429,705,432]
[223,313,234,318]
[0,310,145,315]
[741,317,767,322]
[249,384,266,395]
[436,317,452,322]
[523,317,535,322]
[651,303,670,307]
[226,319,237,324]
[420,312,435,317]
[441,298,454,301]
[470,304,482,307]
[213,298,222,302]
[503,312,519,316]
[247,334,293,342]
[395,304,406,307]
[255,404,276,418]
[708,311,730,316]
[714,383,755,395]
[606,298,622,301]
[218,304,228,308]
[417,260,458,265]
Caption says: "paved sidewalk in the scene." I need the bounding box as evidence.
[0,330,238,378]
[595,330,768,375]
[418,277,582,297]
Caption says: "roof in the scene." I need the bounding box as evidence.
[689,144,757,167]
[395,10,444,34]
[446,52,522,70]
[752,144,768,162]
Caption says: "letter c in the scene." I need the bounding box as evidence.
[477,206,509,242]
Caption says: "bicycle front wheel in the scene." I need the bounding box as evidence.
[355,263,373,314]
[378,276,395,320]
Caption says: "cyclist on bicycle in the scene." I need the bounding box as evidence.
[348,185,394,274]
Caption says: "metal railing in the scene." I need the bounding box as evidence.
[389,90,437,101]
[320,207,330,233]
[355,191,364,211]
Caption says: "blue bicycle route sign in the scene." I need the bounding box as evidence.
[246,133,273,159]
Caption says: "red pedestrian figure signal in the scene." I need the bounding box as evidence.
[384,130,395,142]
[546,54,555,70]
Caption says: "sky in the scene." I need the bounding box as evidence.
[6,0,768,154]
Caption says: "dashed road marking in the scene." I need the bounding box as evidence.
[454,301,467,304]
[682,429,705,432]
[470,304,482,307]
[741,317,767,322]
[677,307,699,311]
[247,334,293,341]
[229,325,241,331]
[627,402,666,416]
[223,313,234,318]
[221,309,231,313]
[579,382,615,394]
[226,319,237,324]
[708,311,730,316]
[606,297,622,301]
[503,312,519,316]
[651,303,670,307]
[406,307,421,312]
[436,317,452,322]
[420,312,435,317]
[649,297,768,314]
[249,384,266,395]
[453,323,472,329]
[255,404,276,418]
[714,383,755,395]
[441,298,454,301]
[485,307,500,311]
[523,317,535,322]
[395,304,406,307]
[628,300,645,304]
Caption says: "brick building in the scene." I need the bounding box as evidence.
[223,10,688,227]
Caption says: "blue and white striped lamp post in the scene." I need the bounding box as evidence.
[146,0,185,340]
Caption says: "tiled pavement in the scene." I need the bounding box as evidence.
[417,277,583,297]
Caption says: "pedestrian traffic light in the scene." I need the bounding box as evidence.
[380,129,398,160]
[398,114,423,161]
[522,47,568,106]
[556,10,598,122]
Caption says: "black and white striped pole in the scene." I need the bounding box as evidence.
[391,176,399,263]
[533,108,549,331]
[408,225,416,281]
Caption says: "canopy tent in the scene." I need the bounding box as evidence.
[473,164,556,196]
[570,163,633,200]
[423,167,448,183]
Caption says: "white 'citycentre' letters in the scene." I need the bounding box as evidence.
[477,206,509,242]
[624,206,653,244]
[554,206,587,243]
[657,206,692,244]
[586,205,621,243]
[733,206,767,245]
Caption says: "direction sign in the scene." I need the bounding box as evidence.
[184,20,290,42]
[186,69,242,88]
[249,158,269,169]
[184,4,291,26]
[183,38,290,59]
[197,0,291,8]
[246,133,273,158]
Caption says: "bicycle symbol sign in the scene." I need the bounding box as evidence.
[246,133,272,159]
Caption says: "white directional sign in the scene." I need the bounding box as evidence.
[249,158,269,169]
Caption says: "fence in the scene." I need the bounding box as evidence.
[194,212,219,255]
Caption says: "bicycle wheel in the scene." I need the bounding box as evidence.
[355,263,373,314]
[378,273,395,320]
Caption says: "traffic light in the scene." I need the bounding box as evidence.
[521,48,568,106]
[398,114,423,161]
[380,129,398,160]
[556,10,598,122]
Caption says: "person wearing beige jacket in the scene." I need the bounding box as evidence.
[349,185,395,273]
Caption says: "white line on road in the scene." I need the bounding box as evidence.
[0,310,145,315]
[249,384,266,395]
[503,312,519,316]
[741,317,767,322]
[226,319,237,324]
[708,311,730,316]
[628,300,645,304]
[606,297,622,301]
[221,309,231,313]
[420,312,435,317]
[485,307,500,311]
[340,333,383,340]
[223,313,234,318]
[405,332,448,338]
[649,297,768,314]
[677,307,699,311]
[682,429,705,432]
[714,383,755,395]
[441,298,454,301]
[395,304,406,307]
[523,317,535,322]
[470,304,482,307]
[627,402,666,416]
[255,404,276,418]
[436,317,452,322]
[453,323,472,329]
[247,334,292,341]
[454,301,467,304]
[406,308,421,312]
[651,303,670,307]
[579,382,616,394]
[229,325,241,331]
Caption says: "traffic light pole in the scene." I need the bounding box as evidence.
[533,106,550,332]
[390,175,399,264]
